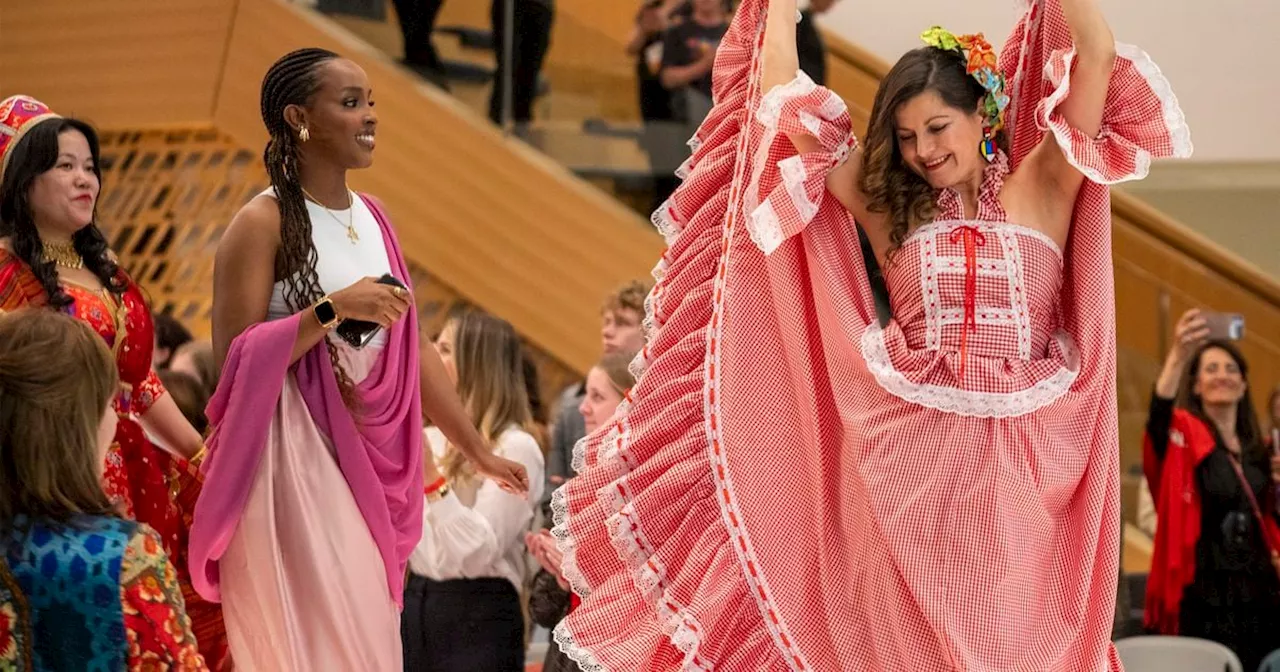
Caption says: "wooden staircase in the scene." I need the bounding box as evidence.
[0,0,664,387]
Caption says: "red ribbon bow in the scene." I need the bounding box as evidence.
[948,226,987,381]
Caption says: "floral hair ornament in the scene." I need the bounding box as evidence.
[920,26,1011,162]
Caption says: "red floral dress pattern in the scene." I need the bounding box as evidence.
[0,250,228,669]
[120,527,207,671]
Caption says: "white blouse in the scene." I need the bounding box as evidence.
[408,426,546,593]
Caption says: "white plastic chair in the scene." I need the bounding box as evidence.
[1115,636,1242,672]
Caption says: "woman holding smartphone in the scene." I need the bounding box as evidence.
[191,48,528,671]
[1143,308,1280,670]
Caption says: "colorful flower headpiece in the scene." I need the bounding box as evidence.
[920,26,1010,135]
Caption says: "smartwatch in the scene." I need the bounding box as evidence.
[313,296,340,329]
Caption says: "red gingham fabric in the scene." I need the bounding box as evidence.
[552,1,1192,670]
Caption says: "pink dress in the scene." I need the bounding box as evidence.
[190,194,423,672]
[218,346,401,671]
[552,0,1192,670]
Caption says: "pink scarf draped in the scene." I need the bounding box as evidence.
[188,194,423,606]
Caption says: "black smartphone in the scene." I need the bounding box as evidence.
[335,274,408,349]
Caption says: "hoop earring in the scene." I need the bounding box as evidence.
[299,125,310,143]
[979,129,996,163]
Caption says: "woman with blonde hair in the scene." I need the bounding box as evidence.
[0,309,204,669]
[404,309,546,671]
[530,351,636,672]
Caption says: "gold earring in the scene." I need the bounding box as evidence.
[299,126,310,143]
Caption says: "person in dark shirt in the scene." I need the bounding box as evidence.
[796,0,838,85]
[1144,309,1280,671]
[659,0,730,107]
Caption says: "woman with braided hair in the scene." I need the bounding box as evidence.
[189,48,529,670]
[551,0,1193,669]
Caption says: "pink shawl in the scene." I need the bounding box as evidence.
[188,194,423,606]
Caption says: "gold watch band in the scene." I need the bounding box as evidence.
[313,296,340,329]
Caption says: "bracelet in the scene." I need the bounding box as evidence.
[189,443,209,468]
[424,476,449,502]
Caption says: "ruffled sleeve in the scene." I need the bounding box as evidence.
[747,70,858,255]
[1036,44,1192,184]
[120,526,206,671]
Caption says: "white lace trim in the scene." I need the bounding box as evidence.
[553,621,609,672]
[746,156,819,256]
[995,229,1034,360]
[756,70,818,130]
[1118,42,1192,159]
[747,200,786,255]
[779,155,818,221]
[675,154,696,180]
[860,324,1080,418]
[919,233,942,350]
[628,347,649,383]
[651,198,682,245]
[569,432,589,474]
[1039,43,1193,185]
[551,485,593,600]
[908,220,1063,259]
[641,282,663,345]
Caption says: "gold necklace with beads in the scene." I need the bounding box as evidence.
[299,186,359,244]
[41,240,84,269]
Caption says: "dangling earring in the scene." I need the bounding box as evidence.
[979,128,996,163]
[299,125,310,143]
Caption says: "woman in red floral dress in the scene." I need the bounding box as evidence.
[0,95,228,668]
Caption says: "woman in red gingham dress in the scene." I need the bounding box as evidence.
[552,0,1192,669]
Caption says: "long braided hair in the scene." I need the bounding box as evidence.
[0,118,126,308]
[260,47,359,406]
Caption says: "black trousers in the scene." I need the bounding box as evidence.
[401,574,525,672]
[392,0,447,85]
[487,0,554,125]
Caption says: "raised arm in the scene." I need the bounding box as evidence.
[1024,0,1116,212]
[759,0,874,227]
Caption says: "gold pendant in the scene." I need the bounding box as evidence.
[347,226,359,244]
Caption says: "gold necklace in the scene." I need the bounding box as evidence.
[41,240,84,269]
[299,186,359,244]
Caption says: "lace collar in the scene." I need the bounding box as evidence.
[934,150,1010,222]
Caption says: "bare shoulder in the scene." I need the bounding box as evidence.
[220,194,282,255]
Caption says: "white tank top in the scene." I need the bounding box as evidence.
[261,188,394,347]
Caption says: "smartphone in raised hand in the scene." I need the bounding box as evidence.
[1202,311,1245,341]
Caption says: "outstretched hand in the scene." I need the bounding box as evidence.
[474,451,529,495]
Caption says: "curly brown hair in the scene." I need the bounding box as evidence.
[858,46,1008,263]
[602,279,650,317]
